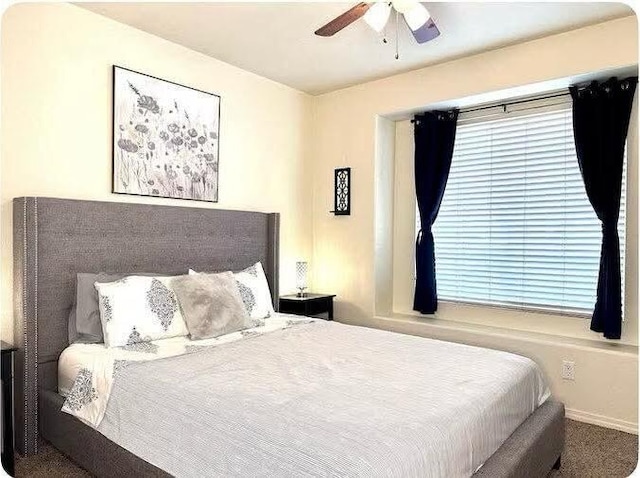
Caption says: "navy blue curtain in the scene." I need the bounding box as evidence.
[413,110,459,314]
[570,77,637,339]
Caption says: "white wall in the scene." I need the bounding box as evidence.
[0,3,313,341]
[310,16,639,431]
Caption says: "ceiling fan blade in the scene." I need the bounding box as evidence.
[406,16,440,44]
[315,3,371,37]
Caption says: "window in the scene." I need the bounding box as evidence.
[417,102,626,315]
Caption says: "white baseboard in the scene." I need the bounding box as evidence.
[566,408,638,435]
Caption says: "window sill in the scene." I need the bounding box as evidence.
[391,286,637,345]
[436,298,592,320]
[393,298,638,347]
[340,308,637,354]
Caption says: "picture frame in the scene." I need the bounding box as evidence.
[112,66,221,202]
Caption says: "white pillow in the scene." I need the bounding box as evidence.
[189,262,275,320]
[95,276,189,347]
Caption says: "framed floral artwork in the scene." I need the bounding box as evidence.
[112,66,220,202]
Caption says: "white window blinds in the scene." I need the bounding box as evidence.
[421,104,626,314]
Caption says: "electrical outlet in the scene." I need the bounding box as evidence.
[561,360,575,381]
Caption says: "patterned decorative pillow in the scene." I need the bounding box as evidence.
[95,276,189,348]
[234,262,275,319]
[189,262,275,320]
[70,271,161,345]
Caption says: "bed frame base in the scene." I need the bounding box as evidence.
[40,389,564,478]
[473,400,565,477]
[553,456,562,470]
[39,391,170,477]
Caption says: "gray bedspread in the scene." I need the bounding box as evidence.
[97,320,549,477]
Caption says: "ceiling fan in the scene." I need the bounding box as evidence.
[314,0,440,45]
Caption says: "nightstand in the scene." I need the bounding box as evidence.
[1,341,16,477]
[279,294,336,320]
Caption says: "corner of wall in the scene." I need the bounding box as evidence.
[373,116,395,317]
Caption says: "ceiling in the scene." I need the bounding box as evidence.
[77,2,633,95]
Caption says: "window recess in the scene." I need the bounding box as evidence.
[416,93,627,316]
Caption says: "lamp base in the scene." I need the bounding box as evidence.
[296,289,307,298]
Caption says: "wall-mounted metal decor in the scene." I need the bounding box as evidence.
[331,167,351,216]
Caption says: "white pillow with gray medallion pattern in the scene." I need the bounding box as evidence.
[95,276,189,348]
[189,262,275,320]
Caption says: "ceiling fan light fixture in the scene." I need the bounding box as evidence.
[363,2,392,32]
[391,0,416,15]
[403,3,430,31]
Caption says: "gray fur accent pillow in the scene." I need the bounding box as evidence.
[171,272,251,340]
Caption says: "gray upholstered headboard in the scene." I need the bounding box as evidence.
[13,197,280,455]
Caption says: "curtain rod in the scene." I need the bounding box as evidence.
[411,90,571,122]
[457,99,572,123]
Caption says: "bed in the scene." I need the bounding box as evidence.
[13,197,565,477]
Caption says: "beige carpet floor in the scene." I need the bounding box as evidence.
[14,419,638,477]
[548,419,637,478]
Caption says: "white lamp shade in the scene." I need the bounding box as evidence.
[363,2,392,32]
[403,3,430,31]
[296,262,308,290]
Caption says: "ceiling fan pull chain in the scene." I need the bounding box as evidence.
[384,1,391,44]
[395,10,400,60]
